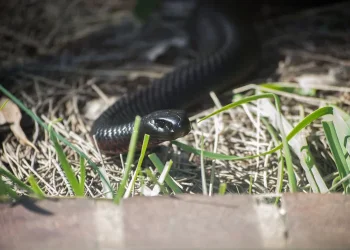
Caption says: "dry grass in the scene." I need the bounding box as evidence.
[1,1,350,197]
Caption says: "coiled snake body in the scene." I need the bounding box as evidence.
[90,1,260,153]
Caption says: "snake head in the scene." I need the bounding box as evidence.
[140,110,191,141]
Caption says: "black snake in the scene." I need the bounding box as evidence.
[90,0,260,153]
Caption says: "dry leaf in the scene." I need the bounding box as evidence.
[84,96,118,120]
[0,97,38,152]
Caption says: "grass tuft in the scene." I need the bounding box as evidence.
[0,84,114,195]
[2,82,350,198]
[28,175,45,198]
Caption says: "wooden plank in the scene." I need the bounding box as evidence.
[123,194,285,248]
[0,197,123,250]
[0,194,349,249]
[283,193,350,249]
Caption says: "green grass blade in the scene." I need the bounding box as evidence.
[218,183,227,195]
[283,143,297,193]
[148,153,182,194]
[273,98,297,192]
[0,178,6,196]
[331,107,350,174]
[200,134,208,195]
[0,99,9,110]
[275,155,284,204]
[79,156,86,194]
[268,94,297,192]
[260,82,316,96]
[28,175,45,198]
[0,85,114,195]
[329,174,350,192]
[49,124,84,196]
[114,116,141,204]
[249,175,253,194]
[0,168,33,193]
[172,141,239,160]
[331,176,341,191]
[199,93,274,123]
[124,134,150,198]
[322,121,350,192]
[0,177,19,199]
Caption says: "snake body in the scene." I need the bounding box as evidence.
[90,1,260,154]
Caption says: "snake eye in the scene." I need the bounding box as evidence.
[154,119,174,131]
